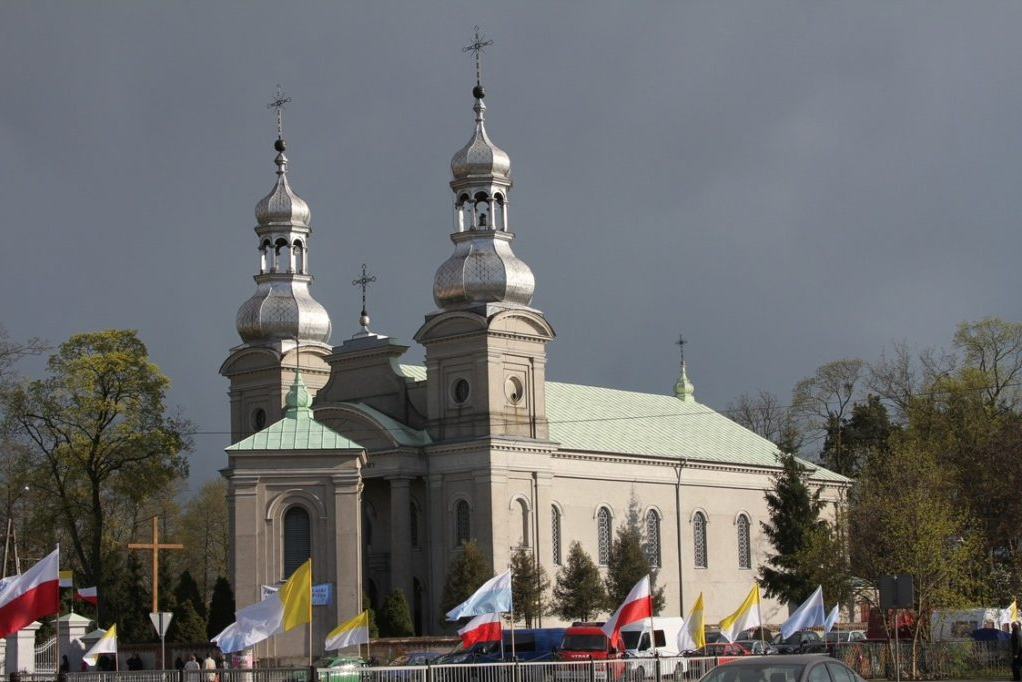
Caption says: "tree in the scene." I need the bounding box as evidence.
[510,547,550,627]
[791,359,864,459]
[2,330,191,597]
[170,598,208,644]
[604,525,666,614]
[819,395,894,477]
[206,576,235,640]
[378,589,415,637]
[552,541,606,622]
[953,317,1022,408]
[725,390,803,454]
[440,540,492,622]
[758,452,834,609]
[174,570,206,621]
[176,479,229,607]
[0,324,46,387]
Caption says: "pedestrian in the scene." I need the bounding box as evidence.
[185,654,201,673]
[175,655,185,671]
[1011,622,1021,682]
[60,655,70,673]
[203,651,218,682]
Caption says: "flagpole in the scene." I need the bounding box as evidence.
[646,575,654,654]
[55,545,61,678]
[508,564,515,661]
[755,584,764,640]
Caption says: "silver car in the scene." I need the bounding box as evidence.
[696,654,866,682]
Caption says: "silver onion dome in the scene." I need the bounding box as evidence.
[450,97,511,180]
[235,137,332,345]
[433,231,534,308]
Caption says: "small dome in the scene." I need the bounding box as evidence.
[450,100,511,180]
[255,146,311,227]
[433,232,535,309]
[284,370,312,412]
[236,281,332,345]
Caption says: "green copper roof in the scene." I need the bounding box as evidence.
[345,401,432,447]
[228,373,364,452]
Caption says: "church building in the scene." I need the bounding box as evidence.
[220,64,848,661]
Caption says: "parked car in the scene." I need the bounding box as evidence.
[733,640,778,656]
[685,642,752,659]
[770,631,826,655]
[390,652,443,666]
[692,654,867,682]
[315,655,367,682]
[555,624,626,682]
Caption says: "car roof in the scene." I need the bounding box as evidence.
[715,654,833,666]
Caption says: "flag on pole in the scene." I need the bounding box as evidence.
[824,604,839,633]
[602,575,653,641]
[458,612,502,648]
[211,622,247,654]
[59,571,73,588]
[325,610,370,651]
[76,587,99,605]
[719,583,761,643]
[278,558,312,631]
[1009,599,1018,624]
[446,570,512,620]
[0,547,60,639]
[223,558,314,651]
[780,585,825,639]
[83,624,118,667]
[677,592,705,653]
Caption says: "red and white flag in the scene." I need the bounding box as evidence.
[602,575,653,641]
[458,612,502,648]
[76,587,99,605]
[0,548,60,638]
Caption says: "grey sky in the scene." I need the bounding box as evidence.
[3,2,1020,487]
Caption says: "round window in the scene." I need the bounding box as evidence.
[452,378,471,404]
[505,376,524,404]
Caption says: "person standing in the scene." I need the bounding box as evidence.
[203,652,218,682]
[1011,622,1021,682]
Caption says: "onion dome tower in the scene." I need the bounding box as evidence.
[221,89,333,443]
[416,29,554,442]
[674,335,695,401]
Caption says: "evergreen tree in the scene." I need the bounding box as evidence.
[440,540,492,622]
[604,525,666,614]
[363,590,380,638]
[820,395,893,477]
[101,549,153,643]
[378,589,415,637]
[758,452,833,609]
[206,576,235,640]
[552,541,606,622]
[169,598,208,644]
[510,547,550,627]
[173,569,206,621]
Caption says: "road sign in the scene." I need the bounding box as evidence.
[149,612,173,637]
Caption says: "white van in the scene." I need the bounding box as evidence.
[620,617,686,657]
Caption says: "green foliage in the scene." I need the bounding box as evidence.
[174,570,206,621]
[206,576,235,640]
[604,524,666,614]
[552,541,606,622]
[176,479,229,608]
[170,598,208,644]
[378,589,415,637]
[759,452,840,608]
[440,539,492,622]
[2,329,191,594]
[510,547,550,627]
[820,395,894,477]
[363,590,380,638]
[106,550,154,643]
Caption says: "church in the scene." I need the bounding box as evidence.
[219,60,848,661]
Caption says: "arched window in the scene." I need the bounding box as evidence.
[410,500,420,549]
[552,506,562,565]
[645,510,662,568]
[455,500,471,546]
[597,507,612,565]
[283,506,310,578]
[517,499,530,547]
[693,511,708,569]
[737,514,751,570]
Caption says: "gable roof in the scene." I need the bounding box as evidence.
[227,404,364,452]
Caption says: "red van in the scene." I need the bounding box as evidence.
[554,624,625,682]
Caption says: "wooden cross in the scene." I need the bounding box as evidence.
[128,516,183,613]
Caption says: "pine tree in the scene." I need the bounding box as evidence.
[206,576,235,640]
[440,539,492,623]
[510,547,550,627]
[174,569,207,621]
[552,541,606,622]
[604,525,666,614]
[363,590,380,638]
[170,598,208,644]
[378,589,415,637]
[759,452,830,608]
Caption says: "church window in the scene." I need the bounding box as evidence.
[505,376,524,404]
[455,500,471,546]
[517,498,530,548]
[283,506,310,579]
[251,408,267,431]
[410,500,420,549]
[452,378,471,405]
[737,514,751,570]
[693,512,707,569]
[552,506,562,565]
[645,510,662,568]
[597,507,612,565]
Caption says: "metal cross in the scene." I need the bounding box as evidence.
[267,84,292,139]
[676,334,687,364]
[462,26,493,87]
[352,263,377,316]
[127,516,184,614]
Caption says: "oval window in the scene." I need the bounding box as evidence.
[452,378,470,404]
[505,376,524,404]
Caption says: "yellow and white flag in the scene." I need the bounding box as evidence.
[677,593,705,652]
[1009,598,1017,624]
[719,584,761,642]
[59,570,73,588]
[325,610,370,651]
[83,625,117,667]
